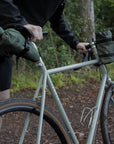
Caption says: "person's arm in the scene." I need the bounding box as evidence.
[0,0,28,26]
[49,2,87,53]
[49,2,79,50]
[0,0,43,41]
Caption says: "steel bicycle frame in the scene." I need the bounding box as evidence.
[19,45,114,144]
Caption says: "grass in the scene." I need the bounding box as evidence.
[11,69,40,93]
[11,63,114,93]
[106,63,114,79]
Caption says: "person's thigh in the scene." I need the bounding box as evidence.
[0,55,12,92]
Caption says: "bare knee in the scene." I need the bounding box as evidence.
[0,89,10,101]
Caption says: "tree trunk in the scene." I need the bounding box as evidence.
[78,0,95,41]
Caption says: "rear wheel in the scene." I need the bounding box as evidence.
[100,85,114,144]
[0,98,71,144]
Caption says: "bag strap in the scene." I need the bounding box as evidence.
[99,53,114,58]
[95,38,113,44]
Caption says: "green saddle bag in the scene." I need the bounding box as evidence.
[96,30,114,65]
[0,25,40,62]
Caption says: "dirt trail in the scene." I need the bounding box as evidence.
[11,78,104,143]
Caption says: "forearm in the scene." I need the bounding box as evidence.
[50,14,79,50]
[50,14,88,53]
[0,0,28,27]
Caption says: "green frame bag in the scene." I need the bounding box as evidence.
[0,25,40,62]
[96,30,114,65]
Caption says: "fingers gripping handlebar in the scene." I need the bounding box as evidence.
[83,35,114,63]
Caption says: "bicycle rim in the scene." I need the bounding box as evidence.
[100,85,114,144]
[0,98,71,144]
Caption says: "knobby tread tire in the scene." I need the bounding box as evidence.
[100,85,114,144]
[0,98,71,144]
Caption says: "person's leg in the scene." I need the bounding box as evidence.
[0,54,12,131]
[0,117,2,132]
[0,89,10,100]
[0,54,12,93]
[0,89,10,131]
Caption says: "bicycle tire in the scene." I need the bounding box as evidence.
[100,85,114,144]
[0,98,71,144]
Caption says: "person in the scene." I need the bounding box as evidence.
[0,0,88,101]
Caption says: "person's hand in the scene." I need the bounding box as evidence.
[76,42,89,54]
[24,24,43,42]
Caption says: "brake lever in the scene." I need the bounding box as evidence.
[82,52,89,62]
[42,31,48,35]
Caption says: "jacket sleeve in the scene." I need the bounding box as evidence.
[0,0,28,27]
[49,2,79,50]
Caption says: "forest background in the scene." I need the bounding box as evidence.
[11,0,114,92]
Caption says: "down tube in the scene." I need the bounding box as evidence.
[87,66,107,144]
[47,75,79,144]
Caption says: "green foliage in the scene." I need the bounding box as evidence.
[11,0,114,93]
[64,0,81,38]
[107,63,114,80]
[94,0,114,32]
[11,62,114,93]
[50,73,65,88]
[11,68,40,93]
[37,24,78,69]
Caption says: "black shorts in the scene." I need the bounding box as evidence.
[0,52,12,91]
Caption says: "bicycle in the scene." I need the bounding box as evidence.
[0,37,114,144]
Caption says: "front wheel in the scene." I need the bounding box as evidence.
[100,85,114,144]
[0,98,71,144]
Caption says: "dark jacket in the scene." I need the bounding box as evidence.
[0,0,79,49]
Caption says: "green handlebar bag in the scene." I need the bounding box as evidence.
[0,25,40,62]
[96,30,114,65]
